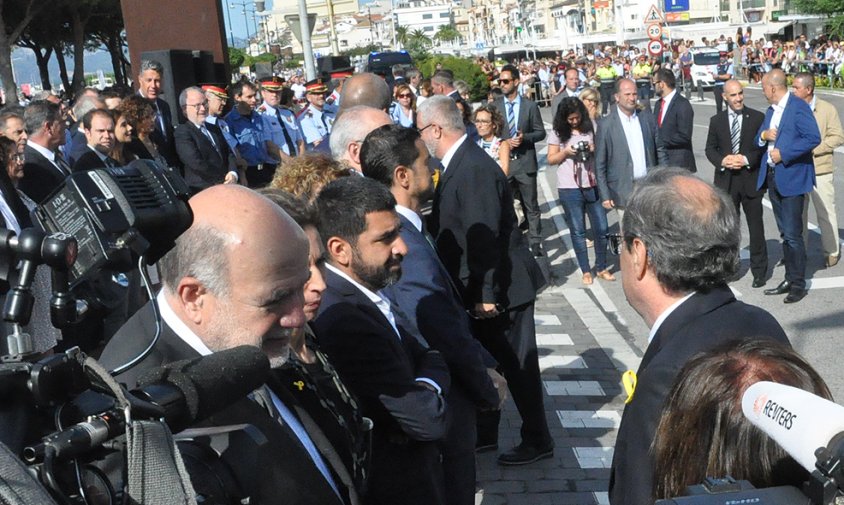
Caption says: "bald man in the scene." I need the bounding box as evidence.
[338,73,392,112]
[99,185,357,505]
[329,105,392,172]
[756,69,821,303]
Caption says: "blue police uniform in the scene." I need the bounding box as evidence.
[224,107,278,188]
[258,103,304,157]
[298,104,335,149]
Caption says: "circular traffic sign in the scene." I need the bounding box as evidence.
[648,39,664,56]
[647,23,662,40]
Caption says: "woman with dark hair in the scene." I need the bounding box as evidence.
[117,95,167,166]
[546,96,612,285]
[653,339,831,501]
[109,107,137,166]
[390,83,416,128]
[472,104,510,175]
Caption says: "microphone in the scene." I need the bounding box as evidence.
[742,381,844,473]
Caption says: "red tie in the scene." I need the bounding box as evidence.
[658,99,665,127]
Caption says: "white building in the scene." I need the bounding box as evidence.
[394,0,453,37]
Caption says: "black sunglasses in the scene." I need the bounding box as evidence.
[606,233,623,256]
[499,78,515,85]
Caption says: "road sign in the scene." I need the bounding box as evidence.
[647,23,662,40]
[664,0,689,12]
[648,39,664,56]
[644,4,665,24]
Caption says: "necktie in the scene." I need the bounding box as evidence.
[276,110,298,156]
[730,113,741,154]
[506,101,517,138]
[657,99,666,127]
[103,156,117,169]
[54,152,71,176]
[154,102,167,141]
[199,124,217,149]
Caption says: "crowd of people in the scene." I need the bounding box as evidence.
[0,43,841,504]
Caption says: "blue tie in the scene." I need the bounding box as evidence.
[507,101,517,137]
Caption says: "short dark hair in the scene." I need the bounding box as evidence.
[654,68,675,88]
[24,100,62,135]
[82,108,114,131]
[622,167,740,294]
[258,188,319,229]
[564,67,579,79]
[360,124,422,187]
[653,339,831,500]
[229,79,256,99]
[315,176,396,248]
[500,64,519,79]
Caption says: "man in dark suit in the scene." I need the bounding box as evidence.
[174,86,238,195]
[706,79,768,287]
[595,78,667,221]
[609,168,789,505]
[99,185,354,505]
[417,96,550,466]
[137,59,179,169]
[494,64,547,256]
[360,124,505,505]
[19,99,70,203]
[313,177,451,505]
[756,69,821,303]
[72,109,119,171]
[653,68,696,172]
[432,70,461,101]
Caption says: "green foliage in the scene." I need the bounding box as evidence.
[405,29,433,61]
[341,43,380,57]
[251,52,277,64]
[791,0,844,37]
[434,25,460,44]
[417,55,489,102]
[395,26,409,48]
[229,47,247,69]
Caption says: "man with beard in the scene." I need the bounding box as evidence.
[653,68,696,172]
[99,185,355,505]
[314,176,451,505]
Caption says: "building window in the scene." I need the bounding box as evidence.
[424,25,434,31]
[440,12,450,17]
[423,13,433,19]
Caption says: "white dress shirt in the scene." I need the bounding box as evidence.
[617,106,648,179]
[647,292,696,344]
[762,92,791,165]
[27,140,65,175]
[440,133,468,174]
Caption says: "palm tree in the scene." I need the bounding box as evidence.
[434,24,460,46]
[395,25,409,49]
[409,28,431,47]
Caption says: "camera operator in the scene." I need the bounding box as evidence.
[546,96,613,286]
[652,339,830,501]
[98,185,355,505]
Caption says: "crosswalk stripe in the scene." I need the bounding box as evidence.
[536,333,574,346]
[573,447,614,468]
[594,491,610,505]
[536,314,562,326]
[539,355,587,370]
[557,410,621,429]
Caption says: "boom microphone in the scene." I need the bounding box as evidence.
[133,345,271,433]
[742,381,844,473]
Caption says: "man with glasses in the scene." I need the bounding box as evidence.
[175,86,238,195]
[258,76,305,160]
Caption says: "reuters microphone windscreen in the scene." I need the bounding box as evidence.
[742,381,844,473]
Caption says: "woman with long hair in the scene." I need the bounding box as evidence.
[117,95,167,166]
[109,107,137,166]
[472,104,510,176]
[546,97,613,285]
[390,83,416,128]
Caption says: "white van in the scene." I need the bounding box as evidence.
[690,48,722,90]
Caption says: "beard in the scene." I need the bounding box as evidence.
[423,137,439,158]
[205,301,294,369]
[351,247,403,291]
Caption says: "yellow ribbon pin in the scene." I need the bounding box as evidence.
[293,380,305,391]
[622,370,637,404]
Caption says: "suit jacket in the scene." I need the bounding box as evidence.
[811,98,844,175]
[655,93,696,171]
[381,213,499,409]
[72,147,115,172]
[428,138,545,310]
[707,106,766,198]
[755,93,821,196]
[314,268,451,505]
[67,128,90,166]
[19,143,67,204]
[595,107,667,207]
[608,286,789,505]
[98,301,350,505]
[493,96,546,175]
[147,96,180,169]
[174,121,235,194]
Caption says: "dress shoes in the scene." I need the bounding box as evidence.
[764,280,791,295]
[784,289,808,304]
[827,254,841,268]
[531,244,545,257]
[752,277,766,288]
[497,442,554,466]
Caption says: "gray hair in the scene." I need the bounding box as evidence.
[454,80,469,96]
[179,86,205,109]
[330,105,382,159]
[406,68,421,80]
[157,224,237,296]
[431,71,454,88]
[72,95,104,122]
[30,90,57,102]
[139,59,164,77]
[621,167,740,294]
[0,109,23,130]
[24,100,62,136]
[416,95,465,133]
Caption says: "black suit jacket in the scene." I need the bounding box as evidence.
[72,147,115,172]
[98,301,350,505]
[19,144,67,204]
[428,139,545,310]
[382,213,499,409]
[147,96,180,169]
[655,93,696,171]
[175,121,235,194]
[706,106,766,198]
[314,267,450,505]
[608,286,789,505]
[493,96,546,175]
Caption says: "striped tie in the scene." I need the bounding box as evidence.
[507,101,517,137]
[730,113,741,154]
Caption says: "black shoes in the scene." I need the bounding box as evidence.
[752,277,767,288]
[475,441,498,453]
[764,280,791,295]
[784,289,808,304]
[497,442,554,466]
[531,244,545,257]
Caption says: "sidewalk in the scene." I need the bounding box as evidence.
[474,163,643,505]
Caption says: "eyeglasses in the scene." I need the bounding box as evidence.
[498,79,513,85]
[606,233,623,256]
[474,119,492,124]
[397,93,413,98]
[416,123,436,134]
[186,101,208,109]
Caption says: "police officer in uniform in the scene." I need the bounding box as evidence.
[225,80,282,188]
[258,76,305,160]
[596,57,619,116]
[711,55,734,113]
[326,67,353,109]
[298,79,336,150]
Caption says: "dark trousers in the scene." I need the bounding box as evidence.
[730,189,768,280]
[440,385,477,505]
[473,302,551,448]
[245,164,276,188]
[600,82,615,115]
[713,84,725,112]
[509,171,542,247]
[636,81,651,112]
[767,171,807,289]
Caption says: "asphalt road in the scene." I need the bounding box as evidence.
[537,85,844,401]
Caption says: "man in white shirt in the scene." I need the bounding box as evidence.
[19,99,68,203]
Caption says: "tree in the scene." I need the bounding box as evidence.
[17,8,66,90]
[791,0,844,37]
[405,28,432,61]
[86,0,128,86]
[229,47,247,69]
[434,24,460,46]
[0,0,49,104]
[395,25,408,48]
[418,55,488,101]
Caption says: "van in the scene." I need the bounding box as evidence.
[366,51,413,76]
[689,48,721,90]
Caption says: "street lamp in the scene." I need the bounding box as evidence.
[231,1,260,53]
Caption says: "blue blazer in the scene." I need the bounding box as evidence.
[755,93,821,196]
[382,213,499,410]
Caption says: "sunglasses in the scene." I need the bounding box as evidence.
[397,93,413,98]
[606,233,623,256]
[498,79,514,85]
